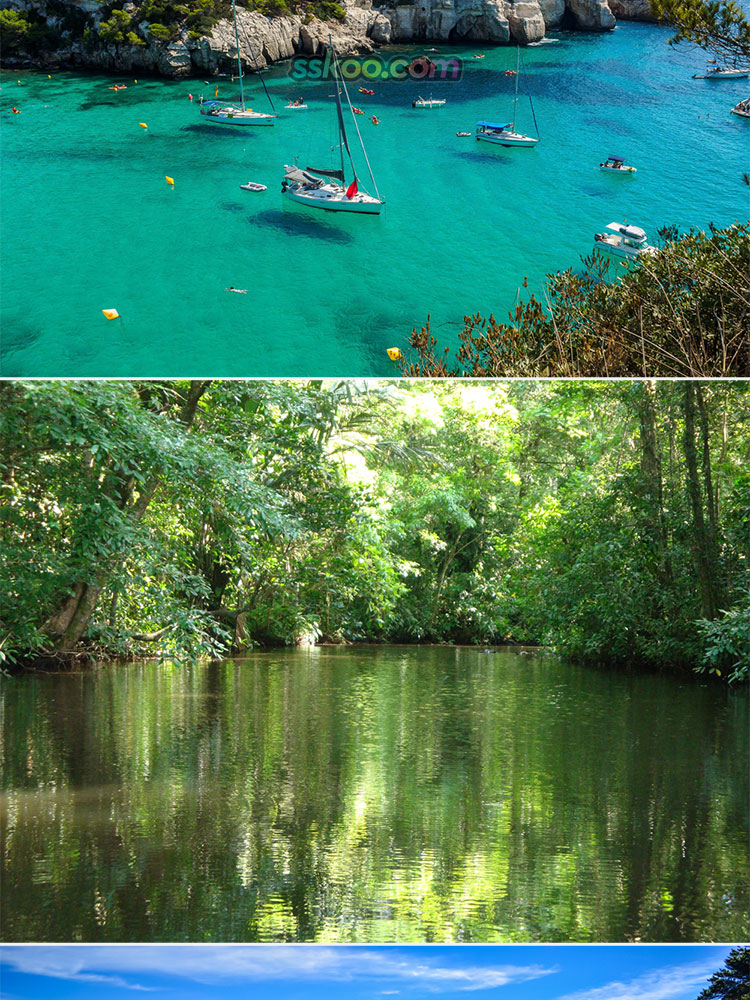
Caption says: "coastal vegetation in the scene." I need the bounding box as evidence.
[402,224,750,378]
[1,380,748,680]
[651,0,750,63]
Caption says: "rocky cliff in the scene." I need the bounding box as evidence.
[0,0,628,78]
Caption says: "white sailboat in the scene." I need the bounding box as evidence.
[200,0,275,126]
[476,47,539,147]
[282,37,384,215]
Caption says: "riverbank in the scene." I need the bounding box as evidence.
[0,0,653,78]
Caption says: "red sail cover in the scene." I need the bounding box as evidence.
[346,180,358,199]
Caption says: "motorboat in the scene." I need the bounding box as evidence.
[600,154,637,173]
[731,98,750,117]
[281,37,384,215]
[693,61,749,79]
[284,100,308,110]
[413,96,446,108]
[594,222,656,259]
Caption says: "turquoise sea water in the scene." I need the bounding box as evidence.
[1,24,748,376]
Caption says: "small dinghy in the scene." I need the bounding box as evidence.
[285,101,308,110]
[731,98,750,117]
[456,131,471,136]
[240,181,267,191]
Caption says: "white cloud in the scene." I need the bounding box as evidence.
[0,947,555,994]
[557,958,720,1000]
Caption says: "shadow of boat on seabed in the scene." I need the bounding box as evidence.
[253,209,355,244]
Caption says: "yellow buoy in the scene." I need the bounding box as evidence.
[165,175,174,186]
[48,74,51,79]
[386,347,403,361]
[140,122,148,128]
[102,308,120,320]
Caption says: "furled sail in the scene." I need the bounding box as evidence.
[306,166,345,182]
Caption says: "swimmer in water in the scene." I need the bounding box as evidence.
[226,286,248,294]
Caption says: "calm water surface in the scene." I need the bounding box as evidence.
[1,25,748,375]
[1,646,748,941]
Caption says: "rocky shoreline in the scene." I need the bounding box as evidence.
[1,0,654,78]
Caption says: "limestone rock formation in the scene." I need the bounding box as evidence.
[608,0,657,21]
[565,0,616,29]
[0,0,622,78]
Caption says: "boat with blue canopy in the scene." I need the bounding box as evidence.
[600,154,637,173]
[474,48,539,147]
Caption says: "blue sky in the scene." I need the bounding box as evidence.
[0,945,730,1000]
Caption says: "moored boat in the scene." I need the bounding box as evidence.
[593,222,656,259]
[600,154,637,173]
[413,96,446,108]
[240,181,267,191]
[731,98,750,117]
[282,37,384,216]
[693,61,749,79]
[475,47,539,147]
[199,0,275,126]
[476,121,538,146]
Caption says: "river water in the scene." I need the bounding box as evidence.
[1,645,747,941]
[1,25,747,375]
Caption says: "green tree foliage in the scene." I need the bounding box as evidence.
[1,381,748,679]
[698,949,750,1000]
[97,8,135,42]
[651,0,750,64]
[401,225,750,378]
[0,8,56,54]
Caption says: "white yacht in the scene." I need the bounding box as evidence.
[282,38,384,216]
[476,120,538,146]
[475,47,539,147]
[594,222,656,259]
[693,62,749,79]
[199,0,275,126]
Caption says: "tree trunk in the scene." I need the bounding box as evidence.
[43,381,211,652]
[682,382,721,620]
[636,381,672,589]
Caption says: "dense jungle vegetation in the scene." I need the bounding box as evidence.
[1,380,748,679]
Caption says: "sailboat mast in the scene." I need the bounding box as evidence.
[330,41,347,180]
[512,45,519,130]
[330,34,381,200]
[231,0,245,110]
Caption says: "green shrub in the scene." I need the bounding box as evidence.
[148,21,173,38]
[696,597,750,683]
[98,8,132,42]
[312,0,346,19]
